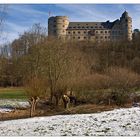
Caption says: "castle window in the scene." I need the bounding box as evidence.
[87,27,89,28]
[78,37,80,39]
[69,27,72,29]
[73,27,76,28]
[73,31,75,34]
[78,31,80,34]
[68,31,71,34]
[100,31,103,33]
[112,36,116,39]
[96,31,98,33]
[100,36,103,39]
[84,37,86,39]
[105,31,107,33]
[91,26,93,28]
[95,26,97,28]
[108,36,110,39]
[96,36,98,39]
[86,24,88,25]
[73,37,75,39]
[108,31,111,33]
[105,36,107,39]
[63,25,65,27]
[84,31,86,33]
[114,31,116,34]
[78,26,81,28]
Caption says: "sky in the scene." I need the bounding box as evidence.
[1,4,140,45]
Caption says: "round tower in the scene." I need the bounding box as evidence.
[48,16,56,37]
[120,11,132,41]
[48,16,69,39]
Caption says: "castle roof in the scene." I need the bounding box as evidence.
[122,11,128,18]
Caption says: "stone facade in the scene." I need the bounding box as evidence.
[48,11,132,42]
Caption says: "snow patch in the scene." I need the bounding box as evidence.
[0,107,14,113]
[0,99,29,113]
[0,99,29,109]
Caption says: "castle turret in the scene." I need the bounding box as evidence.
[48,16,69,39]
[120,11,132,41]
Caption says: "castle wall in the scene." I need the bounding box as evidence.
[48,11,132,42]
[66,29,111,42]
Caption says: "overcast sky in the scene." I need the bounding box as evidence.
[1,4,140,45]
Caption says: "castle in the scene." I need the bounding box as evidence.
[48,11,132,42]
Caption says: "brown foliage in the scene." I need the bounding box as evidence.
[106,67,140,89]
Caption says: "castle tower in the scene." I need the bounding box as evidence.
[48,16,69,39]
[120,11,132,41]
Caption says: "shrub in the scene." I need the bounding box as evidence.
[105,67,140,106]
[72,73,111,104]
[107,67,140,90]
[24,76,47,117]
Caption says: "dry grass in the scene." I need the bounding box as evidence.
[55,103,132,115]
[0,103,132,121]
[0,87,24,92]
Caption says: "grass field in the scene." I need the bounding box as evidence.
[0,87,27,99]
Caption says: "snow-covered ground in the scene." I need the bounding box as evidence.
[0,99,29,113]
[0,107,140,136]
[0,107,14,113]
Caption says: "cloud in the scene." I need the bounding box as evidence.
[0,30,19,46]
[56,4,124,21]
[0,21,29,45]
[10,5,47,16]
[5,21,27,33]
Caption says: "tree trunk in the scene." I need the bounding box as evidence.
[33,98,39,112]
[29,97,35,117]
[50,93,53,103]
[33,101,36,112]
[55,96,59,106]
[30,102,34,117]
[108,98,111,106]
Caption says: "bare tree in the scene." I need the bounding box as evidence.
[11,23,47,58]
[40,39,89,106]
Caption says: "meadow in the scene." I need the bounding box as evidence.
[0,87,26,99]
